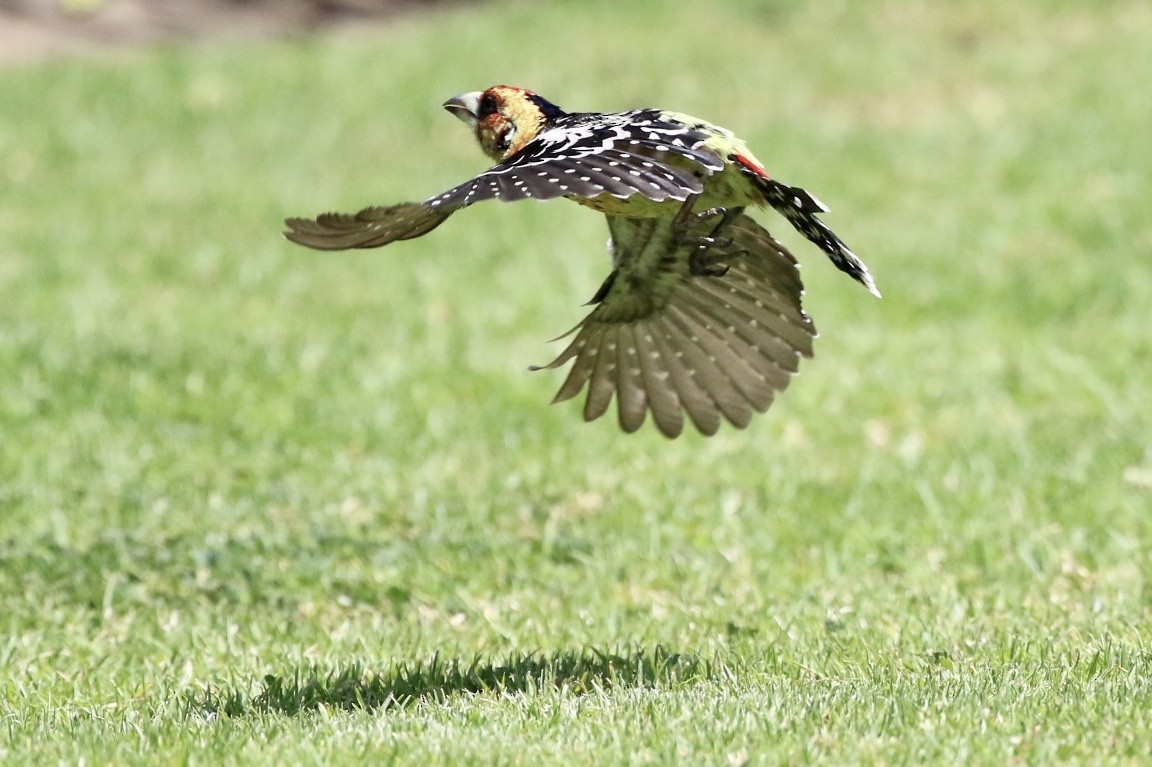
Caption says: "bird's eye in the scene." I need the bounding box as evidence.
[478,93,498,117]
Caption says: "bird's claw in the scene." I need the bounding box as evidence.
[689,205,731,224]
[689,241,740,277]
[672,198,747,277]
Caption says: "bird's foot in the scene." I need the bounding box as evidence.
[689,241,740,277]
[673,200,746,277]
[688,205,734,224]
[676,203,745,236]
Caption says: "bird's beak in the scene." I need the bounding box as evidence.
[443,92,482,126]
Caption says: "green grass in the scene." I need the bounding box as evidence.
[2,0,1151,763]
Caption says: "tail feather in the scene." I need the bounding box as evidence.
[761,179,880,297]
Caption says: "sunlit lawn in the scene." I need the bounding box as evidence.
[2,0,1150,763]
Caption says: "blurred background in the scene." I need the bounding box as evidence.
[0,0,460,60]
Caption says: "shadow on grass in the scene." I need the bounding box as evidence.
[190,645,715,717]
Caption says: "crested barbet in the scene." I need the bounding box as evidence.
[285,85,878,438]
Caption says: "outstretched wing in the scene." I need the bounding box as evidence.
[535,212,817,438]
[284,110,725,252]
[427,110,725,210]
[284,202,453,251]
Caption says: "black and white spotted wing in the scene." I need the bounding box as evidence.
[284,111,724,252]
[534,211,817,438]
[427,111,725,211]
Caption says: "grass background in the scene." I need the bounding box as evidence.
[2,0,1151,763]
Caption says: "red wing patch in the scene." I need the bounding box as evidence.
[733,153,770,179]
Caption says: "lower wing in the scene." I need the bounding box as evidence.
[535,212,817,438]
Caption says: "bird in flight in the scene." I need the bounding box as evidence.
[285,85,878,437]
